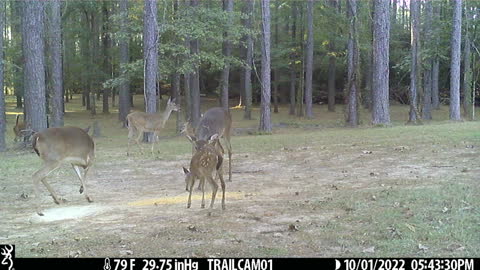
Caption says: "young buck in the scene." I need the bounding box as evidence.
[13,114,26,142]
[32,127,95,216]
[184,107,232,182]
[126,98,180,155]
[183,134,226,210]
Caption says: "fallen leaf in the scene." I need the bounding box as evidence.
[363,246,375,253]
[418,244,429,251]
[405,223,416,232]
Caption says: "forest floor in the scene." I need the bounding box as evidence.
[0,95,479,257]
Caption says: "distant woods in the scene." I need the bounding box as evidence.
[0,0,479,149]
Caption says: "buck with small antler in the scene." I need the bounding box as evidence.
[126,98,180,155]
[13,114,26,142]
[183,134,226,210]
[183,107,232,182]
[32,127,95,216]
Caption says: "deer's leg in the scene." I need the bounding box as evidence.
[187,178,195,208]
[127,127,136,156]
[223,137,233,182]
[135,129,145,153]
[72,165,93,203]
[201,177,206,208]
[151,131,158,156]
[207,174,218,209]
[32,162,61,215]
[218,169,226,210]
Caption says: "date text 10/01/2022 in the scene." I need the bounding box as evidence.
[341,259,474,270]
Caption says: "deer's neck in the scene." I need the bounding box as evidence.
[161,108,173,128]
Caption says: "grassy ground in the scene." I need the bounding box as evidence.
[1,95,479,257]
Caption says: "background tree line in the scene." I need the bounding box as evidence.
[0,0,479,151]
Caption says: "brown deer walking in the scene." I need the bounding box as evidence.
[183,107,232,182]
[126,98,180,156]
[183,134,226,210]
[13,114,26,142]
[32,127,95,216]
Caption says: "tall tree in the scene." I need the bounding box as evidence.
[408,0,420,123]
[431,3,440,110]
[11,1,23,109]
[102,1,112,114]
[372,0,390,125]
[327,0,338,112]
[118,0,130,126]
[449,0,462,121]
[304,0,314,119]
[49,0,64,127]
[220,0,233,111]
[422,0,433,120]
[190,0,201,127]
[346,0,359,127]
[144,0,158,142]
[243,0,253,120]
[23,1,48,132]
[259,0,272,132]
[289,2,297,115]
[0,1,5,152]
[463,6,473,119]
[272,0,280,113]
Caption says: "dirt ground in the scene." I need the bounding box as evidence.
[1,122,479,258]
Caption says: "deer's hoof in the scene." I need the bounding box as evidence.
[86,196,94,203]
[53,197,67,204]
[201,204,205,209]
[37,211,44,216]
[79,186,84,194]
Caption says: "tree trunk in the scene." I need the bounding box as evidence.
[289,2,297,115]
[144,0,158,142]
[173,72,181,133]
[118,0,130,127]
[431,4,440,110]
[220,0,233,111]
[190,0,201,127]
[449,0,462,121]
[272,0,280,113]
[304,0,314,119]
[327,0,338,113]
[12,1,23,110]
[23,1,48,132]
[259,0,272,132]
[422,0,433,120]
[243,0,253,120]
[0,1,5,151]
[372,0,390,125]
[408,0,420,123]
[346,0,359,127]
[102,1,111,114]
[49,0,64,127]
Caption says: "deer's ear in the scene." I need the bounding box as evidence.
[208,134,219,143]
[183,167,190,174]
[186,135,196,142]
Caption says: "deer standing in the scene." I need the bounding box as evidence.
[126,98,180,156]
[183,107,232,182]
[13,114,26,142]
[32,127,95,216]
[183,134,226,210]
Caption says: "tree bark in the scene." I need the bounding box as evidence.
[190,0,201,127]
[408,0,420,123]
[289,2,297,115]
[431,4,440,110]
[304,0,314,119]
[220,0,233,111]
[372,0,390,125]
[259,0,272,132]
[272,0,280,113]
[346,0,359,127]
[23,1,48,132]
[243,0,253,120]
[49,0,64,127]
[118,0,130,126]
[144,0,158,142]
[449,0,462,121]
[102,1,112,114]
[422,0,433,120]
[327,0,338,113]
[12,1,23,109]
[463,9,473,119]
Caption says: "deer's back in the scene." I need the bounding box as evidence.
[196,107,231,140]
[33,127,94,166]
[190,145,221,177]
[127,111,161,130]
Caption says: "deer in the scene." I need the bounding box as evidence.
[126,98,180,156]
[13,114,26,142]
[183,134,226,210]
[32,126,95,216]
[183,107,232,182]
